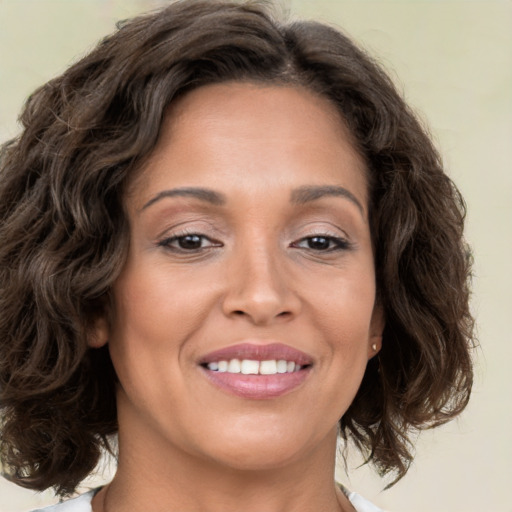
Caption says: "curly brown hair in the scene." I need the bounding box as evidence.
[0,0,474,497]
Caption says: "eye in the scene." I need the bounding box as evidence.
[292,235,351,252]
[157,233,221,252]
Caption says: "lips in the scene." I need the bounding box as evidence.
[198,342,313,399]
[199,342,313,366]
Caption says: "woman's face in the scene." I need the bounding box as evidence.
[100,82,383,472]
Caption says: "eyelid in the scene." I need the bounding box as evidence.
[288,220,355,252]
[291,234,353,251]
[291,220,351,239]
[156,232,223,253]
[153,215,228,240]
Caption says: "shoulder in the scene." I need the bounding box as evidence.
[30,489,97,512]
[347,490,386,512]
[339,483,386,512]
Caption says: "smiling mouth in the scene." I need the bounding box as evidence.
[201,359,308,375]
[198,342,313,399]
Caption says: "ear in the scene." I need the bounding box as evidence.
[367,303,385,359]
[87,315,110,348]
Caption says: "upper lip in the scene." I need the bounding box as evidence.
[199,342,314,366]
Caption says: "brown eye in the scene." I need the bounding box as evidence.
[157,233,221,252]
[307,236,331,250]
[292,235,351,252]
[176,234,203,249]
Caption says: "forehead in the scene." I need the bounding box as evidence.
[127,82,368,211]
[164,81,357,155]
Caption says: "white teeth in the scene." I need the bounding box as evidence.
[241,360,259,374]
[260,360,277,375]
[227,359,241,373]
[206,359,304,374]
[276,360,288,373]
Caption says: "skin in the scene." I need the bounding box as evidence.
[91,82,383,512]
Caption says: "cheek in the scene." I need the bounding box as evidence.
[110,262,214,347]
[106,268,192,390]
[310,267,376,343]
[306,268,376,401]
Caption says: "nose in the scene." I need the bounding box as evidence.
[222,244,301,326]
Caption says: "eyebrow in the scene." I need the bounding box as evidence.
[141,187,226,211]
[141,184,364,215]
[290,185,365,215]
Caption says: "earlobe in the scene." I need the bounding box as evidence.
[368,339,381,359]
[368,304,385,359]
[88,316,110,348]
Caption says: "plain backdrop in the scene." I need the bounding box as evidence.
[1,1,511,511]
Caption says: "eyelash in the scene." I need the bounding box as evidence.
[157,231,352,254]
[157,232,222,252]
[291,235,352,252]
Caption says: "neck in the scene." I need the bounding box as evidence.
[93,422,353,512]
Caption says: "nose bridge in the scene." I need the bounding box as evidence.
[223,230,298,324]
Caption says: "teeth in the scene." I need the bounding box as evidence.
[276,360,288,373]
[206,359,304,374]
[227,359,241,373]
[241,359,259,374]
[260,360,277,375]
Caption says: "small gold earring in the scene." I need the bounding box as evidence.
[371,343,378,351]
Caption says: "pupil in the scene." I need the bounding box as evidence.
[309,236,329,250]
[179,235,202,249]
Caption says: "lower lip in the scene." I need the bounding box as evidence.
[201,367,311,399]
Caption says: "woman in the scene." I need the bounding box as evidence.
[0,1,474,511]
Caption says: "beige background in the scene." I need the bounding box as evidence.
[1,1,511,511]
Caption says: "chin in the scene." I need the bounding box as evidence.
[198,421,334,472]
